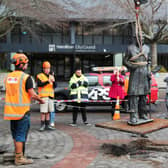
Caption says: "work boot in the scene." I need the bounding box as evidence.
[69,122,77,127]
[45,120,55,130]
[39,121,45,131]
[84,122,91,126]
[47,125,56,130]
[15,153,33,166]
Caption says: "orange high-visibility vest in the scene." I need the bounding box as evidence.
[4,71,31,120]
[37,73,54,98]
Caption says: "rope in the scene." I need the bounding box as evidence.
[0,97,167,104]
[128,4,145,66]
[0,97,167,109]
[135,5,143,51]
[0,97,128,104]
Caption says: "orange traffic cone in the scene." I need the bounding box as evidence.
[113,96,120,120]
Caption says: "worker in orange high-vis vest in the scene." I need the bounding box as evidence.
[4,53,44,166]
[37,61,56,131]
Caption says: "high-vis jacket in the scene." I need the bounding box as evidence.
[69,74,88,103]
[4,71,31,120]
[37,73,54,98]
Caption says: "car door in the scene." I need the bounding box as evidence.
[86,74,111,101]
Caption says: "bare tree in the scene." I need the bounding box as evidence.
[0,0,76,37]
[0,0,17,37]
[1,0,168,67]
[115,0,168,67]
[62,0,168,67]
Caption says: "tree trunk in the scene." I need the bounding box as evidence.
[151,42,157,67]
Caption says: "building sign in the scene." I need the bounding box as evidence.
[56,45,74,50]
[75,45,96,52]
[55,45,96,52]
[49,44,56,52]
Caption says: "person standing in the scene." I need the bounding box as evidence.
[4,53,44,166]
[69,66,90,126]
[109,68,125,118]
[37,61,56,131]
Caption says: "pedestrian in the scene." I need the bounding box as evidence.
[108,68,125,118]
[4,53,44,166]
[37,61,56,131]
[164,76,168,119]
[69,66,90,126]
[50,72,57,126]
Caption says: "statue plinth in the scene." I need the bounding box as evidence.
[128,118,154,126]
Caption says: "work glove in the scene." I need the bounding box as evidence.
[83,81,88,87]
[77,80,82,86]
[71,83,77,89]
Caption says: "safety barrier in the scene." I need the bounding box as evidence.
[0,97,127,103]
[0,97,167,104]
[0,97,167,110]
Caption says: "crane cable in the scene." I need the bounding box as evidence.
[135,3,143,52]
[129,2,147,66]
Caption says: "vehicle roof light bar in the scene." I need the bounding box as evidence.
[92,66,122,72]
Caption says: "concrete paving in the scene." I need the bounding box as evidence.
[0,90,168,168]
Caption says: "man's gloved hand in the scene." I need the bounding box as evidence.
[77,80,82,86]
[83,81,88,87]
[71,83,77,89]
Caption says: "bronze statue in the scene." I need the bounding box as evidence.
[123,36,152,124]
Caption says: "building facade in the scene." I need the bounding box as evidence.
[0,22,167,81]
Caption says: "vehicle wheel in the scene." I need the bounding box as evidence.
[55,95,67,112]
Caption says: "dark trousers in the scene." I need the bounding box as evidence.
[111,98,116,117]
[72,102,87,123]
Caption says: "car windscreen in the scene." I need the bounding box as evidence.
[86,75,99,86]
[103,75,112,86]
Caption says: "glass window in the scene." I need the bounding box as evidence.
[86,75,99,86]
[103,75,111,86]
[93,35,102,44]
[0,35,7,43]
[76,24,83,35]
[84,35,93,45]
[53,33,62,44]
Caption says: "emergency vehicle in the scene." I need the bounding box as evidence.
[54,66,158,112]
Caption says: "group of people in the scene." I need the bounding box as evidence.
[37,62,91,128]
[3,33,153,165]
[3,53,91,166]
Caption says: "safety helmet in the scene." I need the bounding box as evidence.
[12,53,29,66]
[43,61,51,68]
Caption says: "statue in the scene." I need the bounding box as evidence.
[123,35,152,125]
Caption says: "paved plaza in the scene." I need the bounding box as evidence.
[0,89,168,168]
